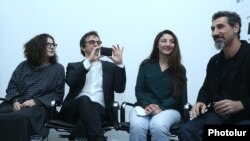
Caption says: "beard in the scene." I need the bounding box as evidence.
[214,40,225,50]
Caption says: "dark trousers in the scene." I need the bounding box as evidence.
[179,112,250,141]
[0,103,48,141]
[61,95,107,141]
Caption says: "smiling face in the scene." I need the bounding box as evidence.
[157,33,175,56]
[211,16,239,50]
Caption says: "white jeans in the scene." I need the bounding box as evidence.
[129,108,181,141]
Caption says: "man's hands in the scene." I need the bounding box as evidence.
[109,45,124,65]
[86,47,102,62]
[190,102,207,118]
[190,100,244,119]
[214,99,243,116]
[86,45,124,65]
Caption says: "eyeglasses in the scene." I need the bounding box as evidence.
[47,42,57,48]
[85,40,102,45]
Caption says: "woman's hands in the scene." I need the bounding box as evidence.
[13,99,36,111]
[145,104,162,115]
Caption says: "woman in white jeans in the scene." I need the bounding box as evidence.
[129,30,187,141]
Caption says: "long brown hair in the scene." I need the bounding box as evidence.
[142,29,186,97]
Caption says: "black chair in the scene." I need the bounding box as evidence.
[0,98,8,110]
[0,97,7,104]
[45,100,123,141]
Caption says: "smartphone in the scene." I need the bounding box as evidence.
[101,47,112,56]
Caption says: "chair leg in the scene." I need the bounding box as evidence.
[147,133,151,141]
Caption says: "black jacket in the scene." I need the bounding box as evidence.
[61,60,126,122]
[197,40,250,122]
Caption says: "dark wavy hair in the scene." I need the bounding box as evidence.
[79,31,100,56]
[212,11,241,39]
[24,33,57,66]
[141,29,186,97]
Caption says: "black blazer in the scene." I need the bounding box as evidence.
[61,60,126,122]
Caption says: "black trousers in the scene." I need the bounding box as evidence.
[61,95,107,141]
[0,103,48,141]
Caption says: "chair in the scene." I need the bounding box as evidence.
[0,98,7,110]
[0,97,6,107]
[118,88,191,141]
[45,100,123,141]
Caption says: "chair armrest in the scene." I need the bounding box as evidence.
[112,101,119,127]
[0,97,7,107]
[183,103,192,122]
[48,100,62,120]
[120,102,135,123]
[0,97,6,102]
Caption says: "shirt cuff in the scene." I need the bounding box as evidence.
[83,59,92,70]
[117,63,125,68]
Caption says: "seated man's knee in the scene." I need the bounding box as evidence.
[77,96,92,105]
[180,122,192,133]
[79,95,91,101]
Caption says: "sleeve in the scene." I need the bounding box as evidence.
[113,65,126,93]
[197,58,214,105]
[5,62,23,102]
[66,62,89,88]
[36,64,65,107]
[83,59,92,70]
[135,65,151,108]
[240,54,250,115]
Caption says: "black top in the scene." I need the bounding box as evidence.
[197,40,250,122]
[5,61,65,108]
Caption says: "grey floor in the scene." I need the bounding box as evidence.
[46,129,129,141]
[46,129,179,141]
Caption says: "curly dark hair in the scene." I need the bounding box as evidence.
[24,33,57,66]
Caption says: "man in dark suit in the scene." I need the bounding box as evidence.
[60,31,126,141]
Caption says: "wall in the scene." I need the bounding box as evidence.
[0,0,237,140]
[231,0,250,42]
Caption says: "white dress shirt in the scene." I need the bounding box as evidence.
[76,59,105,107]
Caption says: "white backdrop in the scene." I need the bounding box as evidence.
[0,0,239,140]
[232,0,250,42]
